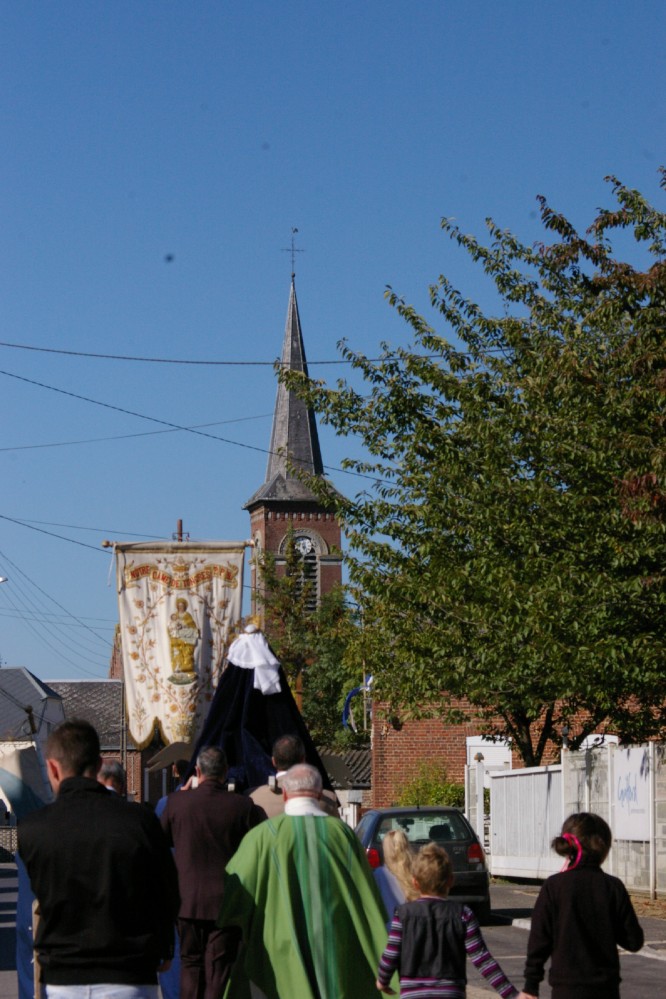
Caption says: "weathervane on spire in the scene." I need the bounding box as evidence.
[282,227,304,277]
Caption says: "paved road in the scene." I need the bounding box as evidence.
[465,880,666,998]
[0,865,18,997]
[0,867,17,974]
[0,873,663,998]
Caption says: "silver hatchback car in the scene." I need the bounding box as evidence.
[355,805,491,922]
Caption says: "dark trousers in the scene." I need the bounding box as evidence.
[178,918,239,999]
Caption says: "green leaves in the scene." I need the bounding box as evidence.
[257,530,366,748]
[281,172,666,766]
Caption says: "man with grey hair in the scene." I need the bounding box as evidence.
[280,762,327,810]
[218,762,390,999]
[160,746,266,999]
[98,758,127,796]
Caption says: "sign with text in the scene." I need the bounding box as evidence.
[613,746,650,841]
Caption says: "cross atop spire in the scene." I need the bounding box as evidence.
[281,227,305,277]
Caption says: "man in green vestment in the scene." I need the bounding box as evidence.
[218,763,391,999]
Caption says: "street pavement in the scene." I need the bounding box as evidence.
[465,880,666,998]
[0,874,663,998]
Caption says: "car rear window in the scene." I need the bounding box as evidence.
[355,813,374,840]
[375,812,470,848]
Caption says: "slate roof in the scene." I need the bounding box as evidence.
[48,679,134,751]
[319,747,372,789]
[0,668,64,742]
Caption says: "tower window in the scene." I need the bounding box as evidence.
[293,535,318,612]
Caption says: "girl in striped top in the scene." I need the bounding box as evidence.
[376,843,517,999]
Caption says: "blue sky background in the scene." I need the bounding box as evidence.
[0,2,663,680]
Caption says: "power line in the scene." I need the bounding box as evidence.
[0,339,487,366]
[0,366,273,452]
[8,519,166,539]
[0,551,111,677]
[0,549,110,648]
[0,367,387,485]
[0,340,358,366]
[0,516,259,586]
[0,516,264,597]
[0,513,110,554]
[0,609,115,628]
[0,412,273,454]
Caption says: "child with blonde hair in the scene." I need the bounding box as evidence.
[373,830,418,926]
[518,812,643,999]
[376,842,517,998]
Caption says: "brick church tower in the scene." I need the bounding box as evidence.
[244,277,342,614]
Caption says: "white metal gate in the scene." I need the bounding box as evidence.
[466,742,666,896]
[487,765,562,878]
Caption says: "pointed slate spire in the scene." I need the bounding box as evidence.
[245,277,325,506]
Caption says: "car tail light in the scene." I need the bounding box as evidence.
[366,847,381,869]
[467,842,485,865]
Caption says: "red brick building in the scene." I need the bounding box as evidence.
[371,694,588,807]
[372,704,485,806]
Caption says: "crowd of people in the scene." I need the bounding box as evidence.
[16,719,644,999]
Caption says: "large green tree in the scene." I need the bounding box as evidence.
[284,174,666,766]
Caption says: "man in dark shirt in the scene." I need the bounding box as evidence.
[160,745,266,999]
[249,733,339,818]
[18,720,178,999]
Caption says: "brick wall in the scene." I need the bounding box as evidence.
[372,698,599,808]
[372,699,484,807]
[252,505,342,557]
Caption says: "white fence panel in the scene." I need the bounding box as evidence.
[476,743,665,896]
[563,743,665,896]
[465,762,480,836]
[488,766,563,878]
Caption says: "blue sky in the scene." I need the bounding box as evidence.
[0,2,663,680]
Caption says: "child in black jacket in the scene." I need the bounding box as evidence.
[518,812,644,999]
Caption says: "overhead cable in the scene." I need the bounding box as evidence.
[0,413,273,454]
[0,367,386,485]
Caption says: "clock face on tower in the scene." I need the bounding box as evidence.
[295,536,314,556]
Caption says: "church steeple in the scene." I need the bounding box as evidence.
[245,277,324,505]
[266,276,324,482]
[244,276,343,609]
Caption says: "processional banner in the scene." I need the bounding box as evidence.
[115,541,246,748]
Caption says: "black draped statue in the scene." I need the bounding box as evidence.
[189,625,332,791]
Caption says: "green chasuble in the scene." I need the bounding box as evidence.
[218,814,390,999]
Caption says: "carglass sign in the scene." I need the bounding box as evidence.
[614,746,650,841]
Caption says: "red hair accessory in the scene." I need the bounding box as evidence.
[561,832,583,871]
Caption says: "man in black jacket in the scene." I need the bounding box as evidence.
[18,720,179,999]
[160,745,266,999]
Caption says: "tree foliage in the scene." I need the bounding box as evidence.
[257,526,367,748]
[395,764,465,808]
[283,173,666,766]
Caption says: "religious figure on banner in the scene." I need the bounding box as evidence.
[168,597,199,683]
[115,542,245,747]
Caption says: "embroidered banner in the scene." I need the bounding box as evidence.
[115,542,246,748]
